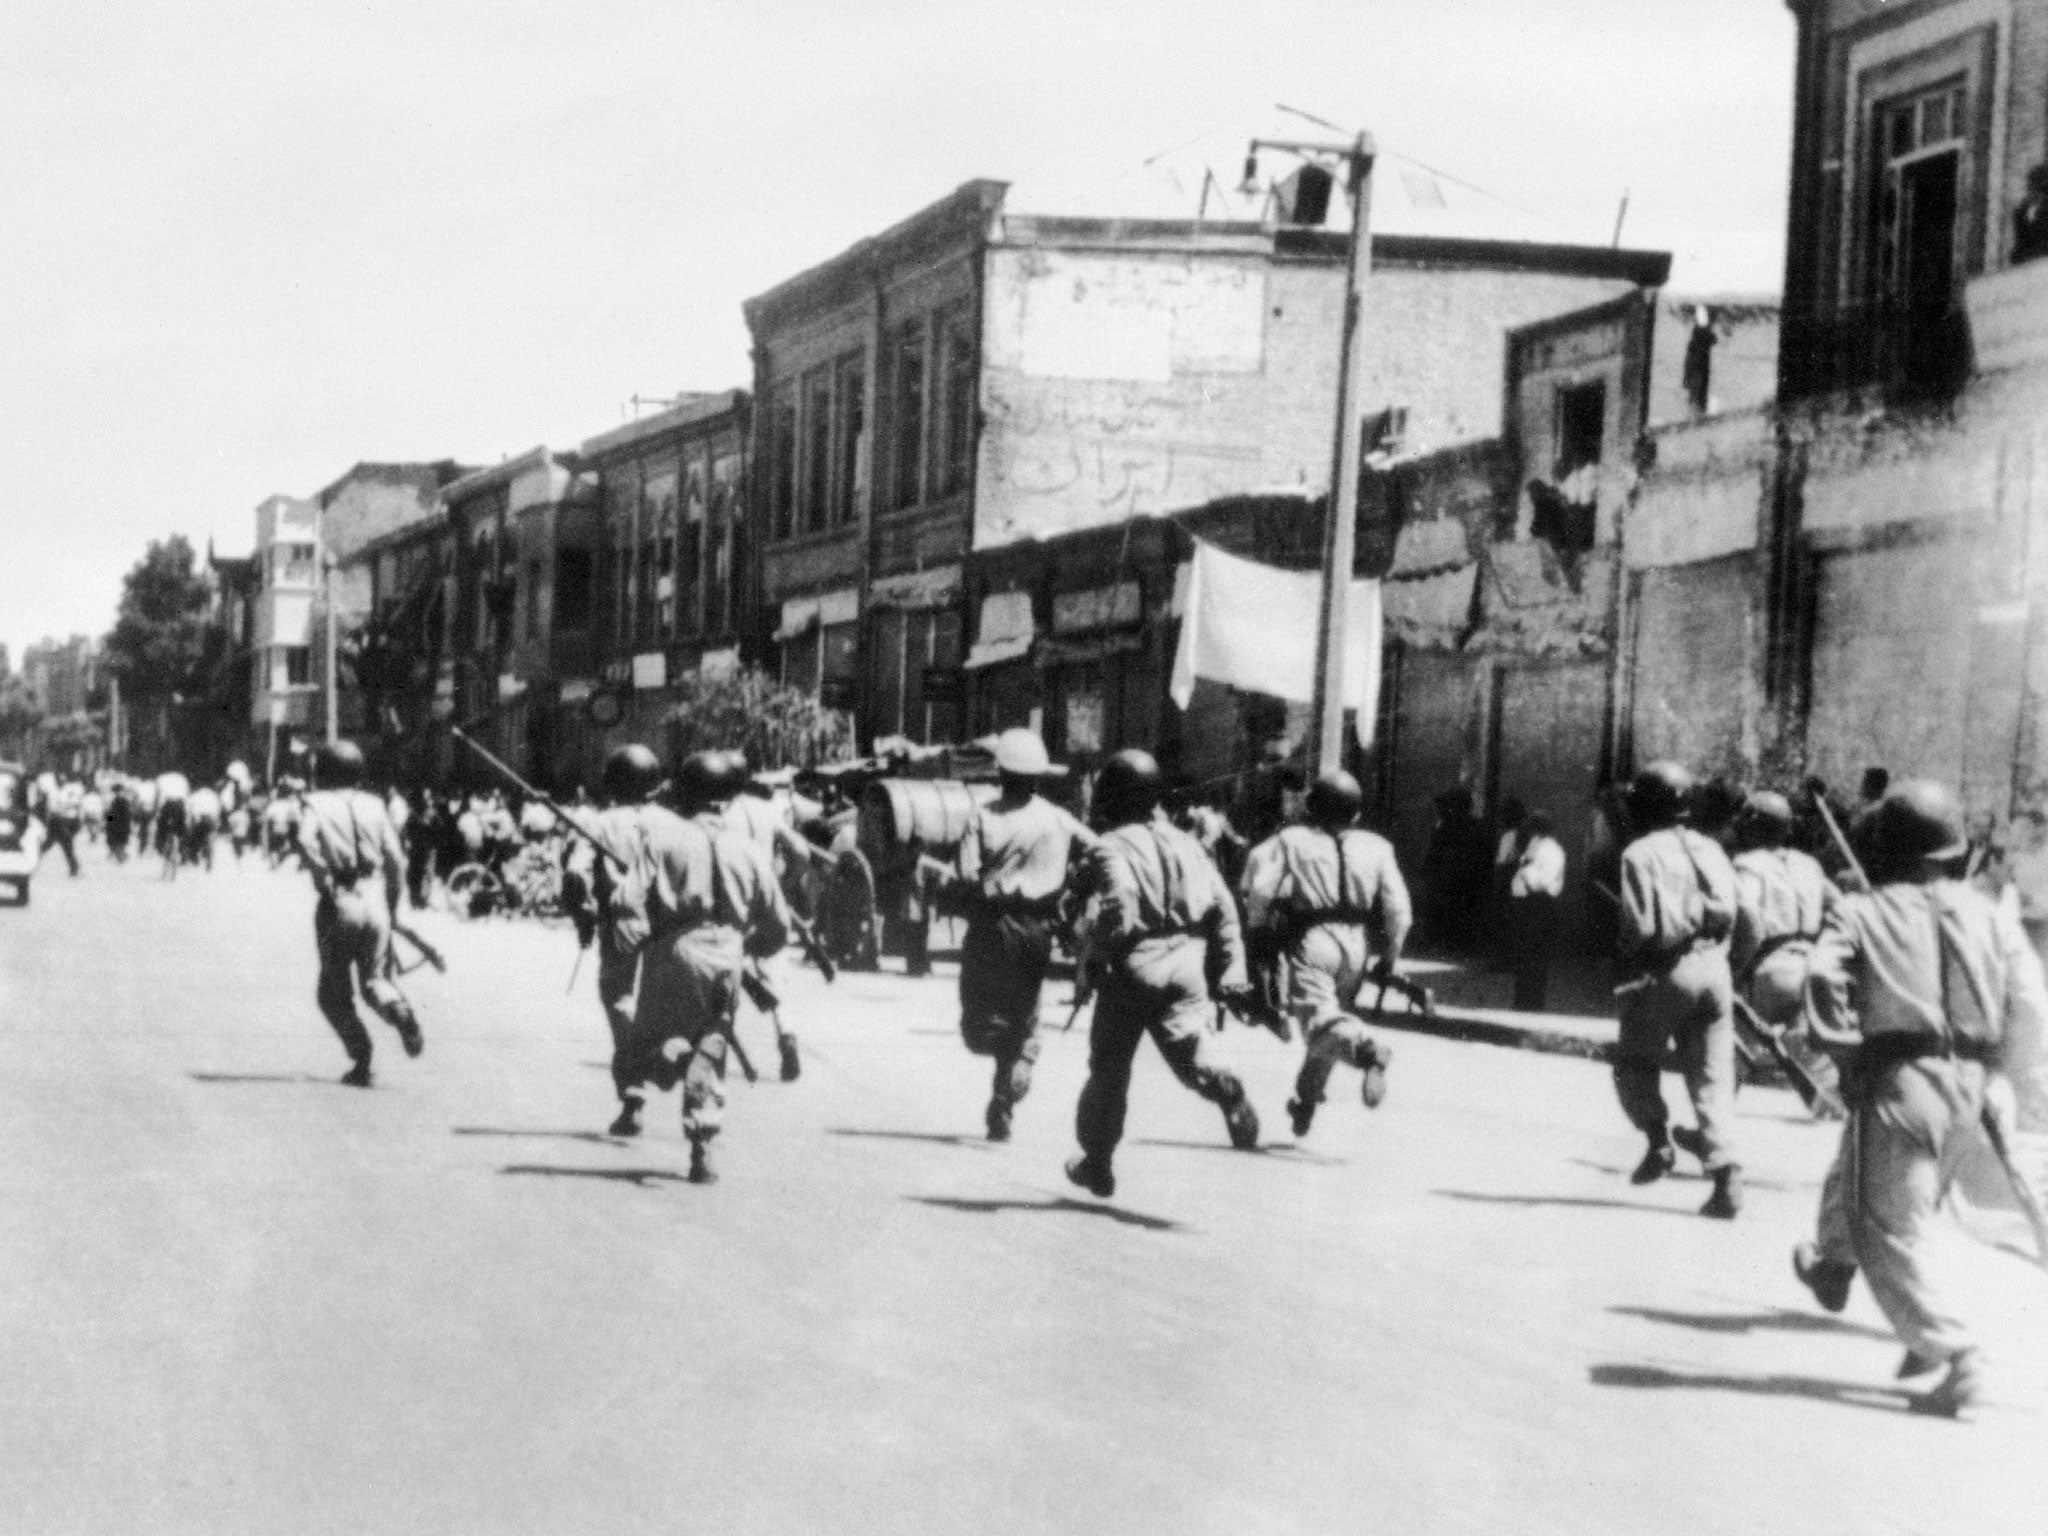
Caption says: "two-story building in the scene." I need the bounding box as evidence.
[569,390,753,771]
[1626,0,2048,818]
[442,449,599,790]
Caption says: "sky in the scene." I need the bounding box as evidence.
[0,0,1796,665]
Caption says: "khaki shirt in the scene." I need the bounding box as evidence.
[659,806,791,956]
[1241,824,1412,956]
[1806,878,2048,1061]
[957,793,1095,907]
[1731,846,1836,978]
[1083,814,1245,986]
[295,789,403,902]
[1618,827,1738,964]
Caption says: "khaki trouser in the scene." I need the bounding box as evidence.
[1283,922,1385,1109]
[631,926,742,1144]
[595,939,643,1103]
[1851,1056,1988,1363]
[1075,935,1243,1165]
[314,887,413,1066]
[1612,944,1737,1171]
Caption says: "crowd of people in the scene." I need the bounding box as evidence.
[16,729,2047,1422]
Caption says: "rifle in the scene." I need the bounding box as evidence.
[450,727,625,875]
[1812,797,1870,894]
[391,919,448,975]
[1732,993,1839,1116]
[1215,985,1293,1042]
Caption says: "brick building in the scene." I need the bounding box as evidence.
[568,390,754,778]
[1626,0,2048,819]
[746,179,1669,753]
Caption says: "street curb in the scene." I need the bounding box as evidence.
[1372,1006,1615,1063]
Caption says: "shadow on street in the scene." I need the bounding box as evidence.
[1610,1304,1893,1342]
[499,1163,690,1188]
[909,1195,1185,1233]
[1589,1362,1911,1415]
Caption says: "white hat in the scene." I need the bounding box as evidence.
[993,727,1052,777]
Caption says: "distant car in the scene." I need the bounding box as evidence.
[0,762,37,904]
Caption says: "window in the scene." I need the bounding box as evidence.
[1866,78,1969,388]
[525,558,542,640]
[890,319,927,511]
[801,367,834,534]
[711,450,742,634]
[935,307,976,499]
[1554,380,1606,482]
[555,550,593,632]
[833,353,866,527]
[282,647,312,687]
[769,385,798,540]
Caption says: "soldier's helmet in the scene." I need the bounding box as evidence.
[1628,760,1694,830]
[312,740,366,789]
[1306,769,1364,830]
[712,749,751,800]
[600,743,662,804]
[675,750,724,810]
[1737,790,1795,848]
[1864,780,1969,875]
[1094,749,1164,826]
[993,727,1052,779]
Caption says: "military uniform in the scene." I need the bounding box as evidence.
[565,802,664,1121]
[1241,822,1410,1128]
[1806,874,2048,1409]
[1732,845,1837,1026]
[1072,812,1257,1174]
[294,787,423,1079]
[1613,824,1741,1181]
[955,792,1094,1137]
[631,805,789,1177]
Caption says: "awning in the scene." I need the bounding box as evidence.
[774,597,820,641]
[817,587,860,627]
[964,589,1036,670]
[870,564,961,612]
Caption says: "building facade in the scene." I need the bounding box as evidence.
[1626,0,2048,821]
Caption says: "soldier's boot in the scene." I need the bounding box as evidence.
[1065,1154,1115,1200]
[778,1030,802,1084]
[1219,1082,1261,1152]
[1670,1124,1708,1166]
[1629,1136,1676,1185]
[391,1007,425,1059]
[340,1058,373,1089]
[608,1094,644,1138]
[985,1097,1012,1143]
[1792,1242,1854,1313]
[1700,1165,1743,1220]
[1911,1349,1985,1420]
[1357,1039,1392,1109]
[687,1137,718,1186]
[1287,1096,1318,1138]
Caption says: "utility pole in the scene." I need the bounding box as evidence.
[1309,135,1376,774]
[1242,130,1376,773]
[323,549,339,745]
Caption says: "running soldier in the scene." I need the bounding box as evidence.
[563,745,666,1137]
[293,741,424,1086]
[1800,780,2048,1418]
[718,753,825,1081]
[44,778,83,876]
[1241,769,1408,1138]
[1065,750,1261,1199]
[1611,761,1745,1218]
[632,750,791,1184]
[950,728,1095,1142]
[1730,789,1841,1110]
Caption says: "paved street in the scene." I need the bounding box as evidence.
[2,846,2045,1536]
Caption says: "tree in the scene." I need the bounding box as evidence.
[0,677,40,760]
[103,535,214,706]
[660,667,853,770]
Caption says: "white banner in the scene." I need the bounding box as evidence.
[1169,538,1381,746]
